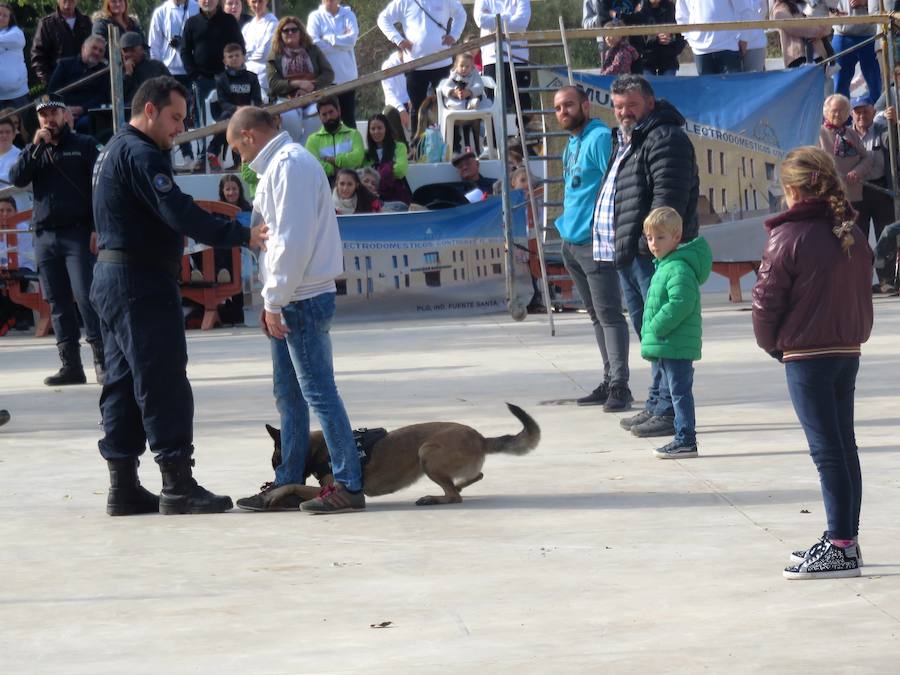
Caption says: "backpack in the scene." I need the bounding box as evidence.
[420,126,446,163]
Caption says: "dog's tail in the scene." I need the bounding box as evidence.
[484,403,540,456]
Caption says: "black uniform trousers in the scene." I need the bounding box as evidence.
[483,62,532,114]
[90,261,194,462]
[406,65,450,137]
[34,226,101,346]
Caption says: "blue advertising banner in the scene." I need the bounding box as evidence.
[540,66,826,216]
[335,194,530,319]
[563,66,825,155]
[241,195,532,322]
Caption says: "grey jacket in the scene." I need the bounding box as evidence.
[832,0,880,36]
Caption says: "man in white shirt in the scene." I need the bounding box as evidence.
[378,0,466,136]
[148,0,200,164]
[381,49,412,132]
[675,0,743,74]
[226,106,365,515]
[242,0,278,99]
[148,0,199,78]
[474,0,531,113]
[738,0,767,72]
[308,1,360,127]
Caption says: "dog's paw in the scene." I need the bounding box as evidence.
[415,495,441,506]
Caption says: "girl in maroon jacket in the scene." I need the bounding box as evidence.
[752,145,873,580]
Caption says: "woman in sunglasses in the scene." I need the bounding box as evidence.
[267,16,334,144]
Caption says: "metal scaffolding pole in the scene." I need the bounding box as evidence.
[495,16,524,322]
[882,13,900,220]
[107,26,126,134]
[505,21,556,335]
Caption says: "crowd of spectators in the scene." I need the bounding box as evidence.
[2,1,900,287]
[6,1,897,174]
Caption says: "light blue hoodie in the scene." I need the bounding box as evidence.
[555,118,612,244]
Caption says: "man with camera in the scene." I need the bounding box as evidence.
[148,0,200,167]
[377,0,467,137]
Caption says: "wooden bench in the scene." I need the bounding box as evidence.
[0,210,52,337]
[179,200,243,331]
[711,261,760,304]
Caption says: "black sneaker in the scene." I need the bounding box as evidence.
[603,385,633,412]
[783,540,861,579]
[577,382,609,406]
[790,532,863,566]
[631,415,676,437]
[620,409,653,430]
[654,439,698,459]
[236,482,305,512]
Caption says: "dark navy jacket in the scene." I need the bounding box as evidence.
[214,68,263,117]
[92,124,250,268]
[10,125,99,231]
[181,10,244,79]
[48,56,111,111]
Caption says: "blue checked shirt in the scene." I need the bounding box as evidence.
[592,129,630,262]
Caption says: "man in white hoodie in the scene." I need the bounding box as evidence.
[226,106,365,515]
[675,0,746,75]
[308,0,360,127]
[241,0,277,99]
[378,0,466,136]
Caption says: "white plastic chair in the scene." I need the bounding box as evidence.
[437,74,503,161]
[204,89,218,128]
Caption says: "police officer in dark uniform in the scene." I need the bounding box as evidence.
[10,93,106,387]
[90,76,267,516]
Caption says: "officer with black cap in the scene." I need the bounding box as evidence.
[90,76,268,516]
[10,93,106,387]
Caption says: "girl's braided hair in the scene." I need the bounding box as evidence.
[780,145,856,253]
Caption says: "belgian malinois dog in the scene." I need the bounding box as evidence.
[263,404,540,506]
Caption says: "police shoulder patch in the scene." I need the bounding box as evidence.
[153,173,174,193]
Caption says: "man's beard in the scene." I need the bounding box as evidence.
[619,118,636,139]
[561,110,587,131]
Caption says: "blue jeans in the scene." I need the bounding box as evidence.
[694,50,742,75]
[34,227,101,346]
[618,255,673,416]
[785,357,861,540]
[832,34,882,101]
[658,359,695,445]
[270,293,362,492]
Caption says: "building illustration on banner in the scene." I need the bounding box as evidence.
[321,197,531,318]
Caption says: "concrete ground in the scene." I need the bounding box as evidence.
[2,294,899,674]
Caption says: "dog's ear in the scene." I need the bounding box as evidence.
[265,424,281,444]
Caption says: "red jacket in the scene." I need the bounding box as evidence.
[752,199,873,361]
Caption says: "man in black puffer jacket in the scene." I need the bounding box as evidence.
[598,75,699,438]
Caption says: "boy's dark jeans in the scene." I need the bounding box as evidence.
[658,358,695,445]
[785,356,861,541]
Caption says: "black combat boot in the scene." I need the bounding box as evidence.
[44,341,87,386]
[89,340,106,385]
[158,457,233,515]
[106,458,160,516]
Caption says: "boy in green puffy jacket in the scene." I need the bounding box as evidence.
[640,207,713,459]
